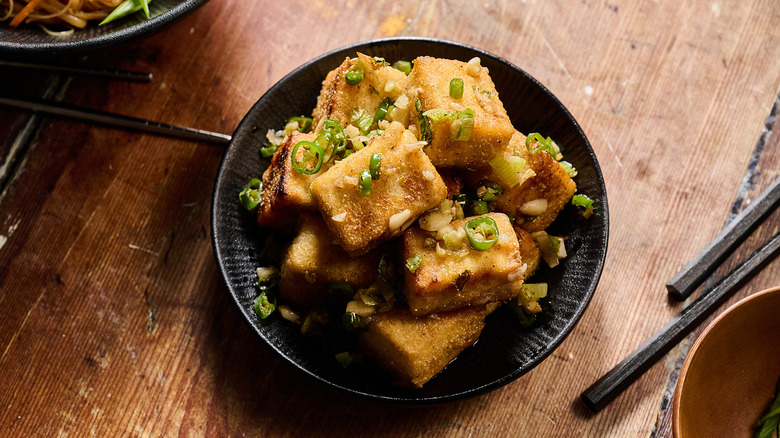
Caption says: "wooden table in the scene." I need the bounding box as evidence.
[2,1,779,436]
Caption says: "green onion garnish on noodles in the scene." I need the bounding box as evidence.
[100,0,153,25]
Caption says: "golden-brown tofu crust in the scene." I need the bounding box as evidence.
[514,225,541,279]
[358,305,488,388]
[401,212,525,315]
[310,121,448,254]
[279,213,381,308]
[256,132,323,233]
[466,132,577,232]
[312,54,407,131]
[407,56,515,168]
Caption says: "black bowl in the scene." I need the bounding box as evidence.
[0,0,208,59]
[211,37,609,404]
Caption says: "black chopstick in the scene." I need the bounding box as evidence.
[0,60,153,83]
[666,176,780,300]
[581,231,780,413]
[0,95,232,145]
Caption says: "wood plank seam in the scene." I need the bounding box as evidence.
[0,74,72,202]
[649,90,780,437]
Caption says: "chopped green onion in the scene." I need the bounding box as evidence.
[358,169,372,194]
[100,0,152,25]
[290,141,324,175]
[572,194,595,218]
[342,312,367,332]
[287,116,312,133]
[405,254,423,273]
[253,291,276,319]
[239,178,262,211]
[466,199,490,216]
[488,156,520,187]
[521,283,548,301]
[392,60,412,75]
[455,269,471,291]
[754,378,780,438]
[350,108,373,135]
[474,180,504,202]
[423,108,474,141]
[369,153,382,180]
[256,266,279,287]
[416,99,432,144]
[464,216,499,251]
[322,120,347,157]
[526,133,557,156]
[560,160,577,177]
[335,351,355,367]
[345,70,363,85]
[260,144,278,158]
[506,300,537,326]
[374,98,394,123]
[572,194,594,208]
[449,78,464,99]
[327,282,355,300]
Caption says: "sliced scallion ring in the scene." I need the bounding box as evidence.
[290,141,324,175]
[369,153,382,180]
[253,291,276,319]
[287,116,313,133]
[464,216,499,251]
[526,133,557,156]
[358,169,372,194]
[239,178,262,210]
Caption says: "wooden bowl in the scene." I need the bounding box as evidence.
[673,286,780,437]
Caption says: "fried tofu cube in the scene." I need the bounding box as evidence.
[401,212,525,315]
[406,56,515,168]
[256,132,326,233]
[467,132,577,232]
[312,53,408,131]
[310,121,448,254]
[278,213,382,308]
[514,225,541,279]
[358,305,488,388]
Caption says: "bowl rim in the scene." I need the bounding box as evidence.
[211,36,609,404]
[0,0,209,58]
[672,285,780,437]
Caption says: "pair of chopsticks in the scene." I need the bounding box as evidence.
[581,177,780,412]
[0,60,232,145]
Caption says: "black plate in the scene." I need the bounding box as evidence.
[211,37,609,404]
[0,0,208,59]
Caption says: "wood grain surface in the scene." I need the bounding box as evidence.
[1,1,779,436]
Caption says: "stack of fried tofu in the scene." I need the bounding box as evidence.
[255,53,576,388]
